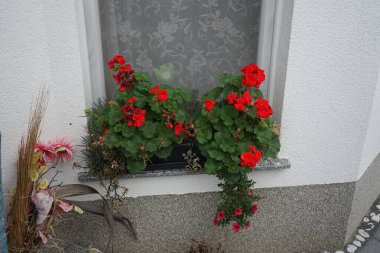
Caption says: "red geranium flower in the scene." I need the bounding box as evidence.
[242,91,252,105]
[252,204,258,213]
[240,145,262,169]
[213,217,218,226]
[226,91,237,105]
[126,96,138,104]
[232,223,241,233]
[234,97,246,111]
[241,64,265,88]
[149,85,160,94]
[108,55,125,70]
[216,211,226,220]
[166,123,173,129]
[204,99,216,111]
[157,89,168,102]
[245,221,251,230]
[234,207,243,216]
[174,122,184,136]
[253,98,272,118]
[118,64,133,74]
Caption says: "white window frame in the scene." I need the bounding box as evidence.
[77,0,287,108]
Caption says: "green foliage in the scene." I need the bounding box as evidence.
[195,72,281,230]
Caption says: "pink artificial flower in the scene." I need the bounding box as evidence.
[216,211,226,220]
[48,139,73,162]
[32,190,53,225]
[252,204,258,213]
[58,200,73,212]
[235,207,243,216]
[245,221,251,230]
[34,143,55,161]
[39,231,48,244]
[232,223,241,233]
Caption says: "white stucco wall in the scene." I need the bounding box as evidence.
[358,69,380,179]
[1,0,380,199]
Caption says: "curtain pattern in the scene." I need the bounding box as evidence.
[99,0,261,97]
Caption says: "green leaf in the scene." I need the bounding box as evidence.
[140,121,156,139]
[155,146,173,158]
[202,87,223,101]
[145,140,158,152]
[127,159,146,173]
[218,73,242,87]
[207,148,224,161]
[251,88,264,99]
[227,165,240,174]
[124,140,139,154]
[196,128,212,144]
[134,72,149,82]
[121,124,135,137]
[108,107,122,125]
[204,160,219,174]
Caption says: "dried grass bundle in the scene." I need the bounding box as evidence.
[8,88,48,252]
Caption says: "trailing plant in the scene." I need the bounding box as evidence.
[95,55,193,173]
[194,64,280,232]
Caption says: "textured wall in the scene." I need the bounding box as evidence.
[42,183,356,253]
[0,0,87,203]
[358,70,380,179]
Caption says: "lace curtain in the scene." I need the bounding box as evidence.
[98,0,261,98]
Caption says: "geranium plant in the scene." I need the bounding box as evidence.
[195,64,280,232]
[94,55,193,173]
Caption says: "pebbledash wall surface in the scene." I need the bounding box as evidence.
[1,0,380,252]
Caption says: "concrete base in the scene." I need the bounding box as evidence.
[345,153,380,243]
[43,183,356,253]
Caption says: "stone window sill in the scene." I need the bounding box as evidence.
[78,158,290,182]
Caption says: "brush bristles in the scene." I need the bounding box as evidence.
[8,87,48,252]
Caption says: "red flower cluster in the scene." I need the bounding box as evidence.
[109,55,134,91]
[253,98,272,118]
[232,223,241,233]
[204,99,216,111]
[241,64,265,88]
[120,100,146,127]
[235,207,243,216]
[226,91,252,111]
[213,210,226,225]
[174,122,184,136]
[149,85,168,102]
[240,145,262,169]
[108,55,125,70]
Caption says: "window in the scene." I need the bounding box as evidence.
[82,0,278,101]
[78,0,290,171]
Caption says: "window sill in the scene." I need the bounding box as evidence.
[78,157,290,182]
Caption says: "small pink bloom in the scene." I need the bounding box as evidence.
[245,221,251,230]
[232,223,241,233]
[48,139,73,162]
[235,207,243,216]
[58,200,73,212]
[213,217,218,226]
[39,231,48,244]
[34,143,55,161]
[252,204,258,213]
[216,211,226,220]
